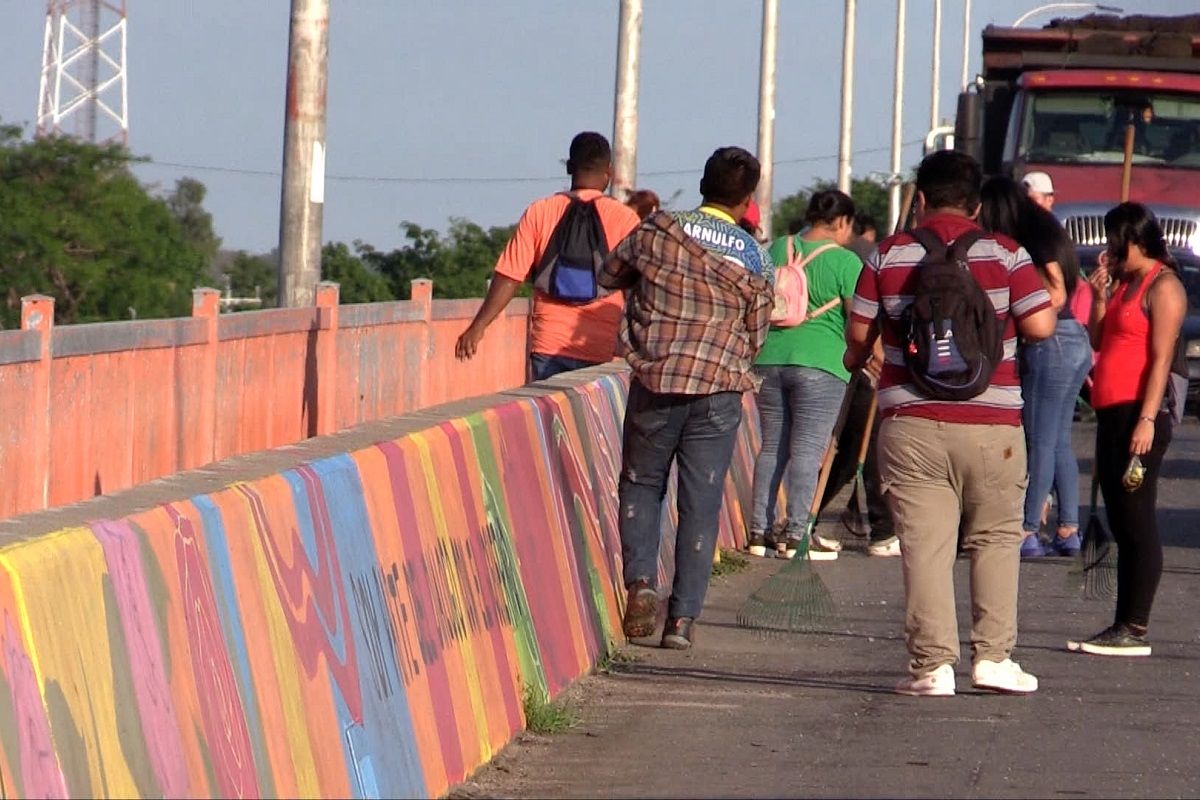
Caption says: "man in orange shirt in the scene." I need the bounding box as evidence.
[455,132,641,381]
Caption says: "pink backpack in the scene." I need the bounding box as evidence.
[770,237,840,327]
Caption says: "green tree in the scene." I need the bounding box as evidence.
[360,218,517,300]
[0,124,207,327]
[220,249,277,308]
[771,177,892,239]
[320,242,393,304]
[166,177,221,271]
[220,244,392,307]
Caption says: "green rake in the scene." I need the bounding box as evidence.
[737,386,857,633]
[1066,468,1117,601]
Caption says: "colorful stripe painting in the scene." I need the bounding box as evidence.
[0,367,761,799]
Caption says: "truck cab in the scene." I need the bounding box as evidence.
[953,15,1200,393]
[1002,69,1200,270]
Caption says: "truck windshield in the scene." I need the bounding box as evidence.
[1019,89,1200,168]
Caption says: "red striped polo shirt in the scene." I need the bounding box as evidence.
[851,213,1051,425]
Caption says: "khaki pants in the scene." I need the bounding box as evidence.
[878,416,1028,675]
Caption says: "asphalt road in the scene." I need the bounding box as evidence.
[454,421,1200,799]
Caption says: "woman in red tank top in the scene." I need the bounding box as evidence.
[1070,203,1186,658]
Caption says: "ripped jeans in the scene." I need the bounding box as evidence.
[618,380,744,620]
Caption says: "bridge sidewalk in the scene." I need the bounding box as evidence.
[453,422,1200,799]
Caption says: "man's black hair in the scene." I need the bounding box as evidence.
[916,150,982,212]
[567,132,612,175]
[699,146,760,207]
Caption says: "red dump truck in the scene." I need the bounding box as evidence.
[952,13,1200,391]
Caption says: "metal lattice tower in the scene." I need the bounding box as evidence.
[36,0,128,144]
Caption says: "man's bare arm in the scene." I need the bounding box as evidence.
[455,275,523,361]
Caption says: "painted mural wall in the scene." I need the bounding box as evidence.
[0,367,760,799]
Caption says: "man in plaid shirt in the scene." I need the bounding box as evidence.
[599,147,774,650]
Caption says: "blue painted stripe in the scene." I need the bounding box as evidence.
[190,494,276,796]
[305,454,428,800]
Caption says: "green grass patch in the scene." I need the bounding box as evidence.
[711,547,750,577]
[522,686,578,734]
[595,645,643,674]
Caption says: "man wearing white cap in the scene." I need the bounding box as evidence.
[1023,171,1055,212]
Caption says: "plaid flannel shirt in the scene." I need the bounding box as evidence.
[599,210,774,395]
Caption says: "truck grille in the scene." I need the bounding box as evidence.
[1064,215,1198,249]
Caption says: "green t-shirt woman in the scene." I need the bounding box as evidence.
[757,226,863,382]
[747,190,864,560]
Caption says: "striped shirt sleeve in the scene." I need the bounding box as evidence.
[850,246,882,324]
[1007,245,1053,320]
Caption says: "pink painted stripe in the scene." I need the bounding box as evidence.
[92,519,190,797]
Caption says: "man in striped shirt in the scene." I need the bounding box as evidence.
[844,151,1056,697]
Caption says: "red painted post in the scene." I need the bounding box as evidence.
[314,281,340,436]
[411,279,433,409]
[21,295,54,511]
[192,288,220,466]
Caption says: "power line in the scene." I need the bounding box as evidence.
[137,138,926,185]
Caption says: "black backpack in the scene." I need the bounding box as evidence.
[532,193,610,303]
[900,228,1004,401]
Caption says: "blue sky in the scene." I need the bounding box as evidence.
[1,0,1193,253]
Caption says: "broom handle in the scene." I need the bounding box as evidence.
[855,393,878,468]
[807,383,859,520]
[895,182,917,235]
[808,438,841,520]
[1089,457,1100,516]
[1120,123,1135,202]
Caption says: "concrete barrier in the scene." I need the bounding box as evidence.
[0,282,530,521]
[0,364,760,798]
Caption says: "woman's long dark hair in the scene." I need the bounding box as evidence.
[980,176,1079,295]
[1104,202,1178,273]
[978,176,1026,241]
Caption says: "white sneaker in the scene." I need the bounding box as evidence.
[972,658,1038,694]
[811,531,843,553]
[867,536,901,557]
[894,663,956,697]
[782,537,839,561]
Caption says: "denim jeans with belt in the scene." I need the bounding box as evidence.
[529,353,601,382]
[1019,319,1093,533]
[749,365,848,535]
[618,380,744,620]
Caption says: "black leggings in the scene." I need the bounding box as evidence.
[1094,403,1172,628]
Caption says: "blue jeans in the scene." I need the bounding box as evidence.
[750,365,848,535]
[1020,319,1092,533]
[618,380,743,620]
[529,352,600,382]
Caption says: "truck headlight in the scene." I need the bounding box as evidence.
[1187,339,1200,359]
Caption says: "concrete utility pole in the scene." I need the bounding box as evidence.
[755,0,779,240]
[612,0,643,202]
[961,0,972,91]
[888,0,907,233]
[931,0,942,129]
[278,0,330,309]
[837,0,857,193]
